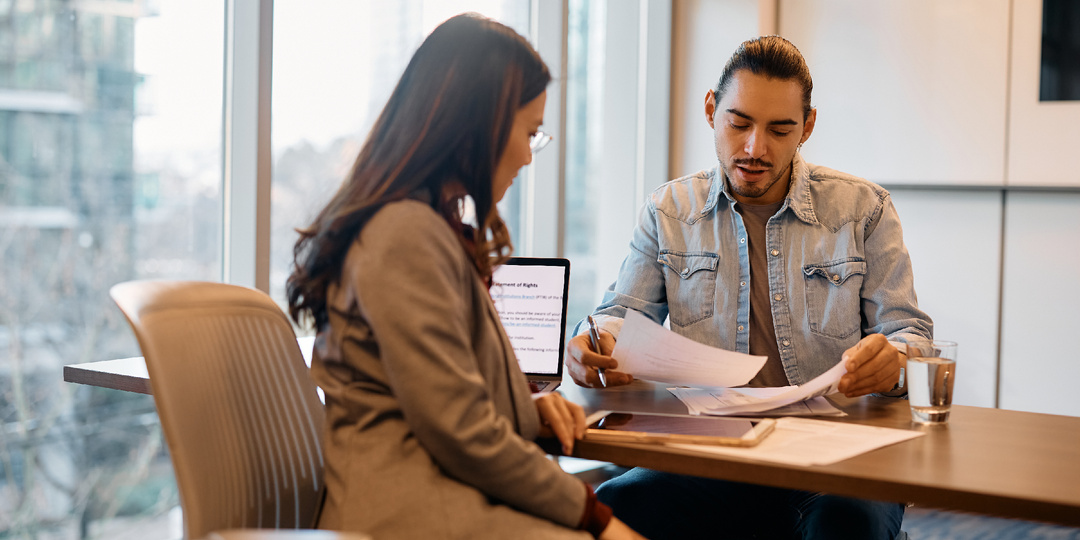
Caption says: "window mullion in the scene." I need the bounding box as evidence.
[525,0,568,257]
[223,0,273,291]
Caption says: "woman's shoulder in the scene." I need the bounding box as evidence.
[363,199,456,243]
[367,198,445,228]
[348,199,467,272]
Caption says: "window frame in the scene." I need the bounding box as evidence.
[221,0,670,289]
[223,0,273,291]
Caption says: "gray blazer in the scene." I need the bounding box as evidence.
[312,200,590,539]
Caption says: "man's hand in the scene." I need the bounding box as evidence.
[837,334,902,397]
[533,392,586,455]
[565,331,634,388]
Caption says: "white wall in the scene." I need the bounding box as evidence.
[890,190,1002,408]
[786,0,1010,186]
[668,0,1080,415]
[1008,0,1080,186]
[669,0,760,178]
[1000,193,1080,416]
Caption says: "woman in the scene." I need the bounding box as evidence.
[287,13,644,540]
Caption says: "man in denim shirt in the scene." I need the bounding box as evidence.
[567,36,932,539]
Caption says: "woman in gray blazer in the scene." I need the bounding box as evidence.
[286,13,644,540]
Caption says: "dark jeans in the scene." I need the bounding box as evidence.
[597,468,904,540]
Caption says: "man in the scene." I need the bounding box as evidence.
[566,36,932,539]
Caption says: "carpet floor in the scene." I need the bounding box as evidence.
[901,507,1080,539]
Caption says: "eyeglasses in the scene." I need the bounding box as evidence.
[529,130,552,154]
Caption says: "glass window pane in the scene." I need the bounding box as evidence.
[0,1,223,537]
[564,0,607,329]
[270,0,532,311]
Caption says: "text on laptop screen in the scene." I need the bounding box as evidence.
[490,264,566,376]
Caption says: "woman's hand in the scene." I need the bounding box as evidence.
[533,392,587,455]
[599,516,648,539]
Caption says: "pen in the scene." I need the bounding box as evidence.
[587,315,608,388]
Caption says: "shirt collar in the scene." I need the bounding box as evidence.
[706,153,819,225]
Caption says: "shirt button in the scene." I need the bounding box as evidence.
[831,274,840,282]
[774,294,783,301]
[740,238,746,244]
[740,281,747,287]
[682,268,689,276]
[737,325,745,332]
[782,339,791,347]
[770,249,780,257]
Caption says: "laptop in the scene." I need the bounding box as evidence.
[490,257,571,393]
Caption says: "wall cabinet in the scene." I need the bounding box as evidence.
[1008,0,1080,186]
[999,193,1080,416]
[890,190,1002,409]
[775,1,1080,415]
[670,0,1080,415]
[781,0,1011,186]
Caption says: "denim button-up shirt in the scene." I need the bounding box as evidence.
[584,155,933,385]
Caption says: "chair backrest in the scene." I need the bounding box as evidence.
[206,530,371,540]
[111,280,325,540]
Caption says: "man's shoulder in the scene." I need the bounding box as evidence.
[646,168,716,221]
[651,168,714,195]
[792,162,891,228]
[804,163,888,203]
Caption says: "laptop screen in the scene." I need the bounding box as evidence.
[490,257,570,377]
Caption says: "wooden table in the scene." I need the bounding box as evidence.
[65,357,152,394]
[65,357,1080,527]
[560,380,1080,528]
[63,337,317,396]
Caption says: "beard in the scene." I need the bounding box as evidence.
[721,157,793,201]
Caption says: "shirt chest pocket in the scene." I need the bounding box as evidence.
[802,258,866,339]
[658,250,718,327]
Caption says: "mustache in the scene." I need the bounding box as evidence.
[733,158,773,169]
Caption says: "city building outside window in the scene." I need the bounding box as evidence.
[1,1,222,537]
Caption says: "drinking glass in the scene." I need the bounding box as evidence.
[906,340,958,424]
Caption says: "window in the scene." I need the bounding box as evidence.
[269,0,532,308]
[0,1,670,536]
[0,1,222,537]
[563,0,670,332]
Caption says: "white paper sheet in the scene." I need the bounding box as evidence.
[665,417,924,466]
[611,310,768,388]
[669,387,845,417]
[678,360,847,416]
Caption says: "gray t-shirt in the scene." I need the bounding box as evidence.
[736,200,789,388]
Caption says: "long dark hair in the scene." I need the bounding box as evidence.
[287,13,550,328]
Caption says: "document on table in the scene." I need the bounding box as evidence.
[668,361,848,416]
[669,387,845,417]
[611,310,768,388]
[665,417,924,466]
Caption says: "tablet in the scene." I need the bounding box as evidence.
[585,411,776,447]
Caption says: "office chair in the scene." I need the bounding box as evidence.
[206,531,370,540]
[111,280,327,540]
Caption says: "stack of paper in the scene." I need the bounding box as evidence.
[612,310,846,416]
[670,387,845,417]
[669,361,848,416]
[665,417,923,466]
[611,311,769,388]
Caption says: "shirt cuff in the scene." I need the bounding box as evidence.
[577,482,613,538]
[879,341,908,398]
